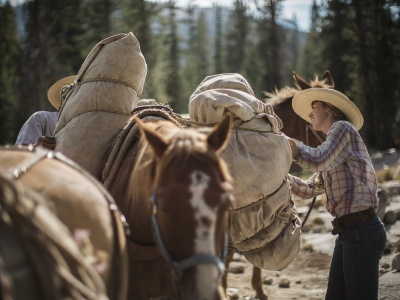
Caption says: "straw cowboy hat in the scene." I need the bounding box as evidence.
[47,75,76,109]
[292,88,364,130]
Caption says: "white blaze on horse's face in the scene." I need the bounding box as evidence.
[189,170,220,294]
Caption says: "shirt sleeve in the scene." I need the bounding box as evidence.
[15,111,58,145]
[294,121,353,172]
[15,113,44,145]
[286,173,325,199]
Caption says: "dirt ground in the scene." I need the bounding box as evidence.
[225,193,400,300]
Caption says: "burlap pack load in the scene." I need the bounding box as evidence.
[54,32,147,179]
[189,73,301,270]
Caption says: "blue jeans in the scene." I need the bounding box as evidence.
[325,215,387,300]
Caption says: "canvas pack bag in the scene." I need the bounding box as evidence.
[189,73,301,270]
[0,175,108,300]
[54,32,147,179]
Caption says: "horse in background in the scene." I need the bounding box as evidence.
[235,71,334,300]
[0,147,128,300]
[102,110,234,299]
[264,70,335,149]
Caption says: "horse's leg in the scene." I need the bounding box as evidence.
[252,266,268,300]
[222,247,235,294]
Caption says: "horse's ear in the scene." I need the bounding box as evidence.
[207,114,232,153]
[134,117,168,158]
[322,70,335,88]
[293,71,311,90]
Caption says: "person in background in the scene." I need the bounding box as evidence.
[284,87,387,300]
[15,75,75,147]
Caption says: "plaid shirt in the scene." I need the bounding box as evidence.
[287,121,378,218]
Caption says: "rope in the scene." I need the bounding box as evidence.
[302,196,317,228]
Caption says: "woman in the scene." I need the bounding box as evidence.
[285,88,387,300]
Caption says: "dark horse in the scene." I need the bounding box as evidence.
[102,109,234,299]
[265,70,335,148]
[232,71,334,300]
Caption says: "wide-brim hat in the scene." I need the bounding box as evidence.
[47,75,76,109]
[292,88,363,130]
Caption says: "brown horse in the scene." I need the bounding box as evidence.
[0,146,128,300]
[265,70,335,148]
[103,111,234,299]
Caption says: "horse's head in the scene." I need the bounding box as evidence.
[264,70,334,147]
[135,116,233,300]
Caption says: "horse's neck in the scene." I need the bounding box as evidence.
[126,142,156,245]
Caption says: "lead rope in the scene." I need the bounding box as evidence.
[302,196,317,228]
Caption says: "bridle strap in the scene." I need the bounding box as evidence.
[303,122,324,228]
[150,192,227,279]
[173,253,225,275]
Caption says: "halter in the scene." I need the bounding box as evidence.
[150,190,228,297]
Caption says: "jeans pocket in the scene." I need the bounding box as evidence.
[370,222,387,252]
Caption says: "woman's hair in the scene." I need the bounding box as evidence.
[312,101,347,121]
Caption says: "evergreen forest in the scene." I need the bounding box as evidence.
[0,0,399,150]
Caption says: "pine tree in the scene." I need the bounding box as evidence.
[351,0,399,148]
[224,0,248,74]
[318,0,399,148]
[19,0,51,120]
[164,0,184,113]
[299,0,325,79]
[282,15,301,86]
[47,0,86,76]
[81,0,117,55]
[254,0,284,96]
[195,11,210,82]
[214,4,223,74]
[0,2,21,144]
[118,0,156,97]
[181,1,198,103]
[181,5,211,104]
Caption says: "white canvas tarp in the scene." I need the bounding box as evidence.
[54,32,147,179]
[189,73,301,270]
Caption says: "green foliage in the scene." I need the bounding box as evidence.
[0,2,21,144]
[47,0,86,73]
[163,0,184,113]
[224,0,248,74]
[1,0,399,150]
[181,8,210,109]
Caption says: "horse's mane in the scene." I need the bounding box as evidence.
[156,125,232,184]
[128,120,231,210]
[264,75,334,106]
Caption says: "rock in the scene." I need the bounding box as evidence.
[392,253,400,271]
[384,208,400,224]
[379,270,400,299]
[381,180,400,198]
[378,187,388,220]
[232,252,245,262]
[302,243,314,251]
[263,277,273,285]
[278,278,290,288]
[229,263,245,274]
[226,287,239,299]
[381,262,391,269]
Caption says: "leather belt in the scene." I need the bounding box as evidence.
[331,207,376,235]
